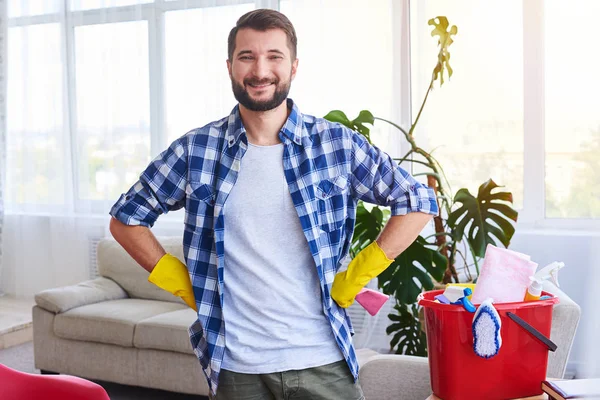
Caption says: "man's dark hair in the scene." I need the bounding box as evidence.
[227,9,297,61]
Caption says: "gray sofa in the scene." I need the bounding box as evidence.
[32,237,581,399]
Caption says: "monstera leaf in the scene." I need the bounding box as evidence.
[324,110,374,144]
[378,236,446,304]
[428,16,457,86]
[386,302,427,356]
[447,179,518,258]
[350,202,389,258]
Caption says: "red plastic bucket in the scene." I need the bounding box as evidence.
[418,289,559,400]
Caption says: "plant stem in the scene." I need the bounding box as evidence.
[467,240,481,276]
[393,158,433,168]
[409,78,434,137]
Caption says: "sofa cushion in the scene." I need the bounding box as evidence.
[97,237,187,304]
[133,308,197,355]
[54,299,186,347]
[35,277,128,314]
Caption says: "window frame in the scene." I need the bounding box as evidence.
[5,0,599,229]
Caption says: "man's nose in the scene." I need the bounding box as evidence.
[251,58,269,79]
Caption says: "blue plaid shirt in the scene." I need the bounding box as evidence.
[110,99,438,396]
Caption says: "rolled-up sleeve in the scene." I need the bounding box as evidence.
[349,130,438,216]
[109,137,189,227]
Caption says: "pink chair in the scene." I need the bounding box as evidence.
[0,363,110,400]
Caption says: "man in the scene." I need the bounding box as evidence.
[109,9,438,400]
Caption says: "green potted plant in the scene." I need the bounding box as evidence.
[325,16,518,356]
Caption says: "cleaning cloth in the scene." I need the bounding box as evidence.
[472,244,538,304]
[355,288,389,316]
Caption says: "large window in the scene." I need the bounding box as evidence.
[6,0,255,213]
[544,0,600,219]
[410,0,524,209]
[5,0,599,227]
[75,21,151,202]
[280,0,396,152]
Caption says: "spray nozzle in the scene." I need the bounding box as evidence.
[528,276,543,291]
[534,261,565,287]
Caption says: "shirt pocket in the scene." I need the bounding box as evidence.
[185,181,215,231]
[314,175,349,232]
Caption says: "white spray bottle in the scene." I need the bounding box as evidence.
[524,261,565,301]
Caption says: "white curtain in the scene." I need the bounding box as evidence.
[0,0,7,297]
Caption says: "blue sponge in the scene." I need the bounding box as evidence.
[472,298,502,358]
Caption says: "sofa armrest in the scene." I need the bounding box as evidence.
[360,355,431,400]
[543,280,581,378]
[35,277,128,313]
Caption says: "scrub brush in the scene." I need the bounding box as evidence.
[472,298,502,358]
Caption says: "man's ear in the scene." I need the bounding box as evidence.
[291,58,299,81]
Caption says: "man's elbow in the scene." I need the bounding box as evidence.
[109,217,126,239]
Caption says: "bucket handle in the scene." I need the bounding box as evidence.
[506,312,557,352]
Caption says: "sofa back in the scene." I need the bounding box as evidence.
[97,237,186,305]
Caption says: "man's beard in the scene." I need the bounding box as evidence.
[231,76,291,112]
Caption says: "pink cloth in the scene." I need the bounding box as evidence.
[355,288,389,316]
[472,244,538,304]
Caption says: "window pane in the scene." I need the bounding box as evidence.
[8,0,61,18]
[70,0,152,11]
[545,1,600,219]
[7,23,65,208]
[164,3,254,143]
[75,21,150,201]
[280,0,396,155]
[410,1,524,208]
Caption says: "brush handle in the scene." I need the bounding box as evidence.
[506,312,557,352]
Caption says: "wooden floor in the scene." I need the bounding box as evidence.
[0,295,35,350]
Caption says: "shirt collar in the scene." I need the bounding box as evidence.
[225,98,307,148]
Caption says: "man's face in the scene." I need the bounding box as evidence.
[227,28,298,112]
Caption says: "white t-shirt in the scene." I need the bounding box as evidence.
[221,141,343,373]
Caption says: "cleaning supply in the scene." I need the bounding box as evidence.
[148,253,197,311]
[442,286,467,303]
[447,283,476,300]
[331,240,394,308]
[524,262,565,301]
[355,288,389,316]
[472,298,502,358]
[434,294,451,304]
[534,261,565,287]
[441,286,476,312]
[419,289,559,400]
[455,288,476,312]
[524,276,543,301]
[472,244,538,304]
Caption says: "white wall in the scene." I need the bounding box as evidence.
[510,227,600,378]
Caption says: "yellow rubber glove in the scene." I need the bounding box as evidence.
[331,241,394,308]
[148,253,197,312]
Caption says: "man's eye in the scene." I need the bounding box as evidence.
[270,56,283,60]
[239,56,252,60]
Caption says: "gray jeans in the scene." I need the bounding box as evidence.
[215,360,365,400]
